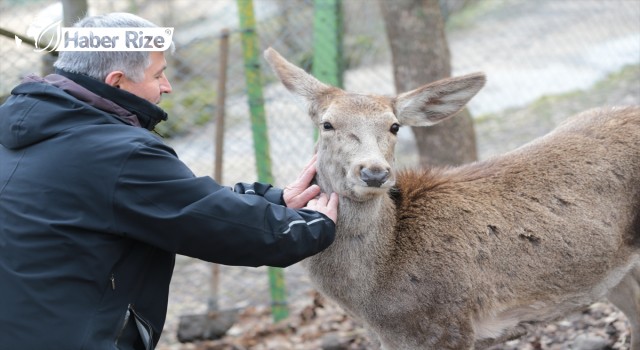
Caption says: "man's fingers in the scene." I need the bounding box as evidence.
[291,185,320,209]
[327,192,339,207]
[304,154,318,171]
[283,155,319,208]
[297,157,317,185]
[316,193,328,206]
[302,184,321,201]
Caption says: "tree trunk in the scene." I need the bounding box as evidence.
[379,0,477,167]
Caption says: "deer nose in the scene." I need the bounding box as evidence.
[360,167,390,187]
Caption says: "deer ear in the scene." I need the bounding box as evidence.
[264,47,340,123]
[264,47,327,98]
[393,73,486,127]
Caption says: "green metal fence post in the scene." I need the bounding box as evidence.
[236,0,289,323]
[312,0,343,140]
[313,0,344,88]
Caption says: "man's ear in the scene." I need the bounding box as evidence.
[104,71,125,88]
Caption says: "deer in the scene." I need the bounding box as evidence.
[263,47,640,350]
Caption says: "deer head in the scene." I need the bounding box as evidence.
[264,48,486,201]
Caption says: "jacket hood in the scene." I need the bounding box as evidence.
[0,72,168,150]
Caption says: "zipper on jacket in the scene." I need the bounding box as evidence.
[110,273,116,290]
[114,305,131,346]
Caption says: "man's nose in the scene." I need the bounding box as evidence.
[161,76,172,94]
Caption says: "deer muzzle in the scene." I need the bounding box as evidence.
[360,167,391,188]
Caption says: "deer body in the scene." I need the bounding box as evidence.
[264,48,640,349]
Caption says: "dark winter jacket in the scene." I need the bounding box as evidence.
[0,70,335,349]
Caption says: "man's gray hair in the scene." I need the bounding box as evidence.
[53,13,175,82]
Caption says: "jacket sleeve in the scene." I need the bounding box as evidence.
[112,140,335,268]
[232,182,285,206]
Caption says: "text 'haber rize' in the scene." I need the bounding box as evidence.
[62,30,166,49]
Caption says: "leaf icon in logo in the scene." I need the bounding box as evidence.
[33,20,61,52]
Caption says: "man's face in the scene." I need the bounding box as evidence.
[119,52,172,104]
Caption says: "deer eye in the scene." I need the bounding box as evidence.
[322,122,334,131]
[390,123,400,135]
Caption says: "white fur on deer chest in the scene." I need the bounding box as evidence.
[305,197,395,312]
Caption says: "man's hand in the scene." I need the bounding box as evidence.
[283,155,321,209]
[283,155,339,223]
[305,192,339,224]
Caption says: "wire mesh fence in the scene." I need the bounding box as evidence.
[1,0,639,347]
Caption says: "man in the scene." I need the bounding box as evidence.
[0,12,338,349]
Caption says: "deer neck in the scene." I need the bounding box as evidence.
[304,192,396,308]
[336,194,396,240]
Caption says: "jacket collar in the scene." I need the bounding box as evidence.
[55,69,168,131]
